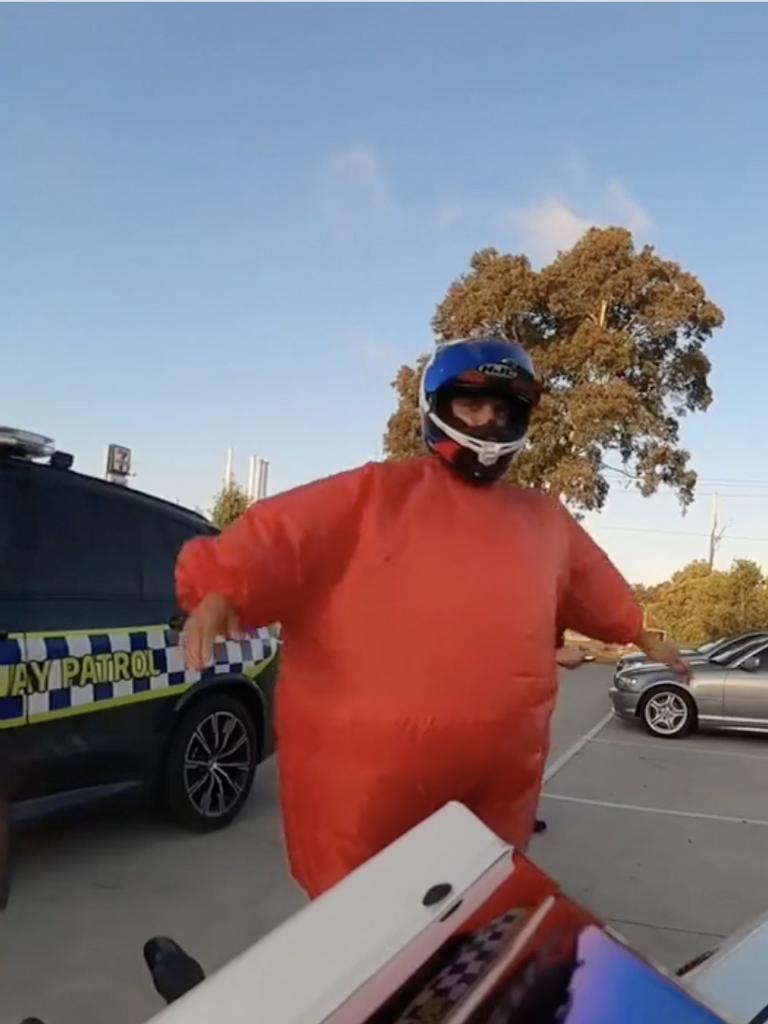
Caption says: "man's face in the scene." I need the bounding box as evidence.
[450,392,510,429]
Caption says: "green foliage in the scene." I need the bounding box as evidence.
[640,560,768,647]
[210,479,250,530]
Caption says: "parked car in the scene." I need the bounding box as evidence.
[610,633,768,738]
[0,427,279,832]
[613,631,768,682]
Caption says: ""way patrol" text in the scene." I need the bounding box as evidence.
[0,650,161,698]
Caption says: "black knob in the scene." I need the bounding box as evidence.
[422,882,453,907]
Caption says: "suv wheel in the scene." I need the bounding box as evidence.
[164,694,258,831]
[640,687,696,739]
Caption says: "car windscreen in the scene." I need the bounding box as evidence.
[711,637,768,665]
[698,638,722,655]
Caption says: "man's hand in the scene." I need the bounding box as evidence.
[636,629,691,683]
[182,594,242,672]
[555,646,587,670]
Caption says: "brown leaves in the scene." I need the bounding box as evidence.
[432,248,540,344]
[383,358,426,462]
[384,227,724,513]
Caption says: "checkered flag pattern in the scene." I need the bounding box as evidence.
[396,911,523,1022]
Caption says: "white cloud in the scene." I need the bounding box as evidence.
[322,144,395,212]
[507,179,652,263]
[606,178,653,233]
[508,198,594,262]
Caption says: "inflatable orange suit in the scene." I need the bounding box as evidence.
[177,338,643,899]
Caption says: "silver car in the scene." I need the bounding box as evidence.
[610,635,768,738]
[613,631,768,682]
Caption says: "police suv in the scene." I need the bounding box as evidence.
[0,428,279,831]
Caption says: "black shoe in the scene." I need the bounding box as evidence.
[533,818,547,834]
[143,937,206,1005]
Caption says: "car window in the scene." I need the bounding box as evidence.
[713,637,767,665]
[711,643,740,664]
[0,467,151,631]
[0,466,33,598]
[26,474,142,599]
[737,643,768,671]
[140,512,211,600]
[0,465,212,631]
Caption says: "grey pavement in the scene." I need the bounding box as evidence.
[3,665,768,1023]
[534,667,768,968]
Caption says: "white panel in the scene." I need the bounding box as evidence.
[143,803,514,1024]
[69,684,93,707]
[112,679,135,700]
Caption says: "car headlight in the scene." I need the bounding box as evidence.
[617,676,642,691]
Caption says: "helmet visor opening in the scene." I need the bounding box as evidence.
[436,387,531,445]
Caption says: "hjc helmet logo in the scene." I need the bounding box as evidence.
[476,362,520,379]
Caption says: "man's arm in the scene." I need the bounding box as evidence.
[558,511,643,646]
[176,463,374,642]
[558,508,689,680]
[556,646,587,669]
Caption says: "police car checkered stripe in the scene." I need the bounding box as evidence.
[19,626,277,721]
[0,637,24,725]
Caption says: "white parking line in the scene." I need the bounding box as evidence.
[592,736,768,763]
[541,793,768,828]
[543,711,613,783]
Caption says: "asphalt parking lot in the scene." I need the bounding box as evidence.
[539,671,768,971]
[3,664,768,1024]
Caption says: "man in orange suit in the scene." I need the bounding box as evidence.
[177,337,687,900]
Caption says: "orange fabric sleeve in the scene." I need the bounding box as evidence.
[558,510,643,645]
[176,463,373,629]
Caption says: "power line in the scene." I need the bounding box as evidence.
[698,478,768,487]
[608,489,768,501]
[594,523,768,543]
[601,465,768,492]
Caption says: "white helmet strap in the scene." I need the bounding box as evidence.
[419,353,528,465]
[427,408,526,464]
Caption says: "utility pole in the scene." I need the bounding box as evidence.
[708,493,726,569]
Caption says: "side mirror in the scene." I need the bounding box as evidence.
[742,655,760,673]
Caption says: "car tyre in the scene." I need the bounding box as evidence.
[164,693,259,832]
[639,686,696,739]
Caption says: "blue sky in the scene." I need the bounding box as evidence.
[4,3,768,584]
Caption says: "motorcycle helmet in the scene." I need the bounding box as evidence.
[420,336,541,483]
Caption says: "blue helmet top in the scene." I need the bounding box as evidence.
[423,337,537,400]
